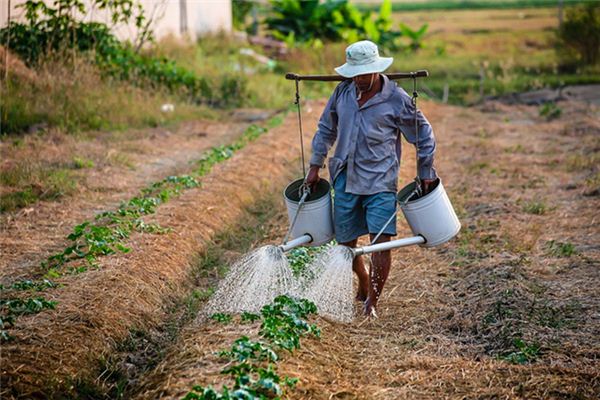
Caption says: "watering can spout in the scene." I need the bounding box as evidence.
[279,234,313,253]
[351,235,426,257]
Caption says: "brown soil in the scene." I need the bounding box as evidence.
[0,115,269,282]
[129,99,600,399]
[0,102,319,398]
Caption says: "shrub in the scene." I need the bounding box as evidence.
[557,3,600,66]
[265,0,424,52]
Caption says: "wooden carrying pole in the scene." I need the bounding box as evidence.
[285,70,429,82]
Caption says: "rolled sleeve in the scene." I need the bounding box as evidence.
[309,86,340,167]
[395,89,437,180]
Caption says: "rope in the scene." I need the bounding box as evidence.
[370,75,422,245]
[412,75,422,198]
[294,78,307,179]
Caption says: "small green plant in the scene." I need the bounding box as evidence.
[539,102,562,120]
[522,200,547,215]
[72,157,95,169]
[501,338,540,364]
[546,240,577,257]
[398,22,429,51]
[184,296,318,399]
[286,241,334,276]
[241,311,261,323]
[210,313,233,324]
[0,295,57,341]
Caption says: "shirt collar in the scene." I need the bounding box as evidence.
[350,74,396,109]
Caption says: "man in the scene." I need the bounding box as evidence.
[305,40,437,317]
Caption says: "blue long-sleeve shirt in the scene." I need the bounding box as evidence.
[309,74,437,195]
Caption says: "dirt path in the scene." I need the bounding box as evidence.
[130,99,600,399]
[0,114,273,282]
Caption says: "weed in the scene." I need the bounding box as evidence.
[504,144,526,154]
[546,240,577,257]
[467,161,489,174]
[241,312,261,323]
[522,200,548,215]
[565,152,599,172]
[539,102,562,120]
[501,338,540,364]
[72,157,95,169]
[0,163,78,212]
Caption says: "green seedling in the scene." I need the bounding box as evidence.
[210,313,233,324]
[186,296,318,399]
[522,200,547,215]
[539,102,562,120]
[501,338,540,364]
[546,240,577,257]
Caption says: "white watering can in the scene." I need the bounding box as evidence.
[280,178,334,252]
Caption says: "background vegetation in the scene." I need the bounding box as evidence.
[1,0,599,137]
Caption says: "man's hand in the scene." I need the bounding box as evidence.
[305,165,321,191]
[421,179,436,195]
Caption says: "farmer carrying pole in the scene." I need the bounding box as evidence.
[305,40,438,317]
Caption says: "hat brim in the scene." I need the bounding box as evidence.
[334,57,393,78]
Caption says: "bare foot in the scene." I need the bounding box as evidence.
[355,290,368,302]
[363,299,378,318]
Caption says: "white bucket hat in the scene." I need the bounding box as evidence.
[334,40,393,78]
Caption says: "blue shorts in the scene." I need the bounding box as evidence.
[333,169,397,243]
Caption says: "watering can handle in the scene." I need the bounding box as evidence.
[282,189,310,245]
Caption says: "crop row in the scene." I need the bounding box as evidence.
[0,116,283,341]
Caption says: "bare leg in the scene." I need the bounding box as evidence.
[364,234,392,316]
[340,238,369,301]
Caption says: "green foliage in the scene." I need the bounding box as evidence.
[557,3,600,66]
[241,311,261,323]
[501,338,541,364]
[522,200,548,215]
[357,0,597,13]
[0,1,248,109]
[0,295,57,341]
[0,117,282,341]
[398,23,429,51]
[210,313,233,324]
[184,296,318,400]
[286,241,334,276]
[232,0,256,33]
[546,240,577,257]
[265,0,424,52]
[539,102,562,120]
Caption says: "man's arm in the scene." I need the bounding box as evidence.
[305,87,340,188]
[395,89,437,192]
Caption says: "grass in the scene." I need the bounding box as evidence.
[0,162,79,212]
[356,0,596,12]
[522,200,548,215]
[546,240,577,257]
[0,57,209,136]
